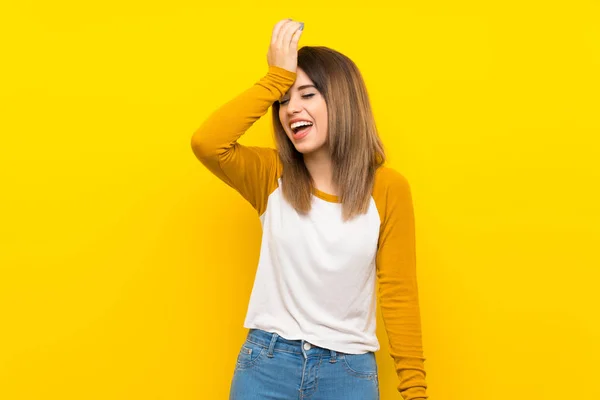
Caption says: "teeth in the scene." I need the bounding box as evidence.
[290,121,313,130]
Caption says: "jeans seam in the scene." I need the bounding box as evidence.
[341,355,378,379]
[236,346,266,370]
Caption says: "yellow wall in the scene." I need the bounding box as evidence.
[1,2,598,399]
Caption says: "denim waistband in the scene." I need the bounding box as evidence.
[246,328,340,358]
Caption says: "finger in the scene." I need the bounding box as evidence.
[272,19,293,45]
[290,28,303,49]
[275,19,295,49]
[279,21,302,50]
[285,22,303,49]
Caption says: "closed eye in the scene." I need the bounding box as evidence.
[279,93,315,105]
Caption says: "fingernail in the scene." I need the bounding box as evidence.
[299,22,304,30]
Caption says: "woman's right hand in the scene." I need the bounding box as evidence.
[267,19,304,73]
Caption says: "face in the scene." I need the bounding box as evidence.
[278,68,328,155]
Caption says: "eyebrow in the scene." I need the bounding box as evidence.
[283,84,317,97]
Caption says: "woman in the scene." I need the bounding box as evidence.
[191,19,428,400]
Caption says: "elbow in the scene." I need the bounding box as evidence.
[190,129,216,161]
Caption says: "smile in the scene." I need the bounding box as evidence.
[292,124,312,140]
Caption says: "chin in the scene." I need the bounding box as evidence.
[293,145,308,154]
[291,141,315,154]
[286,132,326,155]
[293,143,324,155]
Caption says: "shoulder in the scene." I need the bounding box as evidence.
[373,166,411,198]
[372,166,414,225]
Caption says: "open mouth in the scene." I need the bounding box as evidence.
[290,122,313,139]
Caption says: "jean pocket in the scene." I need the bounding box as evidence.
[341,352,378,379]
[235,340,266,370]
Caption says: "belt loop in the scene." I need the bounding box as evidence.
[329,350,337,363]
[267,333,279,358]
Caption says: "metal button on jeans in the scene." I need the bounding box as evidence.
[303,342,311,351]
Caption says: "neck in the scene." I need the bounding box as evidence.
[303,147,337,195]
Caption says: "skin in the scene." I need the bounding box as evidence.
[269,19,337,195]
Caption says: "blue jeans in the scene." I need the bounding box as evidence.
[229,328,379,400]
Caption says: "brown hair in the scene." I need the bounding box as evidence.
[271,46,385,221]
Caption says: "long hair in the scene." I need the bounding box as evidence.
[271,46,385,221]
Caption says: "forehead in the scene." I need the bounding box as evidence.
[287,68,315,93]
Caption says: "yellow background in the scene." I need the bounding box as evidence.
[1,1,599,399]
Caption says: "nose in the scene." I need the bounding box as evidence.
[286,96,302,115]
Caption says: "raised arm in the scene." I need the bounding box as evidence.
[191,66,295,212]
[191,19,303,214]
